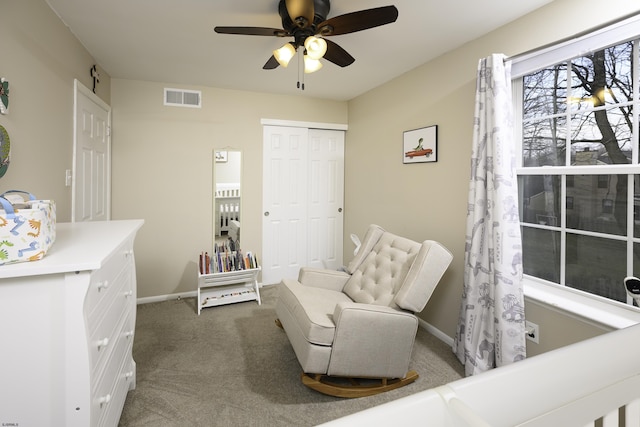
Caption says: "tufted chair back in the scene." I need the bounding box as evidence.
[344,225,452,313]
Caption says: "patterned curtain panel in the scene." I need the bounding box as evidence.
[453,54,526,376]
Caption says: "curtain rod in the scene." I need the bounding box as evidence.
[504,11,640,63]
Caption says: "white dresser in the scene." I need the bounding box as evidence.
[0,220,143,427]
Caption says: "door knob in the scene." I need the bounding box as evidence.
[338,208,342,212]
[264,211,270,216]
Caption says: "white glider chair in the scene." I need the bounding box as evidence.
[275,224,453,397]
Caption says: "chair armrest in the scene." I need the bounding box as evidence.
[329,301,419,378]
[298,267,351,292]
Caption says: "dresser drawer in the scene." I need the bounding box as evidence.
[88,269,132,377]
[91,320,135,427]
[98,357,135,427]
[86,259,133,338]
[85,237,135,322]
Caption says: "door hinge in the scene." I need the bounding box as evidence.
[107,126,111,137]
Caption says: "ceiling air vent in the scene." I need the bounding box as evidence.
[164,88,201,108]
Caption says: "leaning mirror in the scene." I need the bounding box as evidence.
[213,149,241,248]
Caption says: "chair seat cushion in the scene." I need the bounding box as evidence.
[278,279,353,346]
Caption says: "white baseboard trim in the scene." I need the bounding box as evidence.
[137,291,197,305]
[418,318,454,347]
[137,282,269,305]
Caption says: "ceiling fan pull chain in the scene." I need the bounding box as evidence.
[301,47,305,90]
[297,46,304,90]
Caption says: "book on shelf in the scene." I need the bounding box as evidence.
[199,241,259,275]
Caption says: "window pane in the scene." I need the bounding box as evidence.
[570,108,633,165]
[519,175,560,225]
[570,42,633,109]
[523,116,567,166]
[523,65,568,121]
[566,174,627,236]
[633,243,640,294]
[566,234,626,302]
[635,176,640,237]
[522,227,560,282]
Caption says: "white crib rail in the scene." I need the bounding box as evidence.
[321,322,640,427]
[215,186,240,235]
[216,188,240,198]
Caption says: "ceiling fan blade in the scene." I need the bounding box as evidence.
[214,26,288,37]
[323,39,355,67]
[263,55,281,70]
[285,0,314,28]
[317,5,398,36]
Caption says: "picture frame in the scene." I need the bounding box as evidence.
[403,125,437,164]
[215,150,228,163]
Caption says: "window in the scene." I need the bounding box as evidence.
[513,16,640,307]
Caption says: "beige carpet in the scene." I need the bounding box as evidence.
[118,284,464,426]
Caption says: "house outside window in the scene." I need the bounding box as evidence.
[512,17,640,307]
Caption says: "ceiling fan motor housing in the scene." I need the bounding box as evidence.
[279,0,330,32]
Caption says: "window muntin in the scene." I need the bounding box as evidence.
[516,37,640,306]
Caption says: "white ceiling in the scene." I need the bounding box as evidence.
[45,0,553,101]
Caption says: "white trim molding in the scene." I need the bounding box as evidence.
[260,118,348,131]
[524,277,640,330]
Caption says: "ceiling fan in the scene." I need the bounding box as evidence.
[214,0,398,74]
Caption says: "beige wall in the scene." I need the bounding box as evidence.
[345,0,640,353]
[0,0,110,221]
[4,0,640,356]
[110,79,347,298]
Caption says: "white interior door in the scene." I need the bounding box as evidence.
[262,126,308,285]
[307,129,344,270]
[72,80,111,222]
[262,125,344,285]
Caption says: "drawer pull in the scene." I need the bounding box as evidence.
[97,280,109,291]
[96,337,109,349]
[98,394,111,406]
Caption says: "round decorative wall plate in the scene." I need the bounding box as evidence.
[0,125,10,178]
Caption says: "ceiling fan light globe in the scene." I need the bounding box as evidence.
[304,56,323,74]
[304,36,327,60]
[273,43,296,67]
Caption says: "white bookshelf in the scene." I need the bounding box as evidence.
[197,267,261,314]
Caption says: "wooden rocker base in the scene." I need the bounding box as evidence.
[301,370,419,398]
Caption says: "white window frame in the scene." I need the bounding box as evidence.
[511,14,640,328]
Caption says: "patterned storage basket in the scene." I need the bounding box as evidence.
[0,190,56,265]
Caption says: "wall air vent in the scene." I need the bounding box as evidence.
[164,88,202,108]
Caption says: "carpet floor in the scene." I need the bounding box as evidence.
[118,284,464,426]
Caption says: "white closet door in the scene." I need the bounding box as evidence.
[262,125,344,285]
[262,126,309,285]
[307,129,344,270]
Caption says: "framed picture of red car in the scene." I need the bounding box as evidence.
[403,125,437,164]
